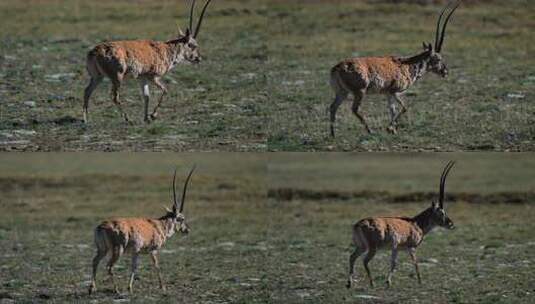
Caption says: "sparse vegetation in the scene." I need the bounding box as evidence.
[0,0,268,151]
[0,154,268,303]
[266,153,535,303]
[267,0,535,151]
[1,1,533,151]
[1,154,534,303]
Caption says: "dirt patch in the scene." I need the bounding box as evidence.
[268,188,535,204]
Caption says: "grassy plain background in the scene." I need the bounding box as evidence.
[267,0,535,151]
[0,1,534,151]
[0,0,267,151]
[1,154,534,303]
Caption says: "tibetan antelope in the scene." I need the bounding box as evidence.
[347,161,456,288]
[83,0,213,123]
[329,1,460,136]
[88,166,195,295]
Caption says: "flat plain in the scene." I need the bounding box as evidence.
[0,0,268,151]
[1,153,534,303]
[1,1,534,151]
[267,0,535,151]
[266,153,535,303]
[0,154,268,303]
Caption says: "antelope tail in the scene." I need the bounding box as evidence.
[86,49,109,78]
[330,64,354,95]
[351,223,368,249]
[94,225,111,253]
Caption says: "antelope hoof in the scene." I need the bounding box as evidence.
[387,126,397,134]
[150,112,158,121]
[122,114,133,125]
[346,275,359,289]
[88,286,95,295]
[144,116,152,124]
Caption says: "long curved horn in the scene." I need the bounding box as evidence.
[434,1,453,50]
[172,168,178,213]
[179,165,196,213]
[436,1,461,52]
[189,0,196,33]
[439,161,455,208]
[193,0,213,38]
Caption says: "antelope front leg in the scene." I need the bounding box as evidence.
[128,253,140,294]
[150,251,166,291]
[386,246,398,287]
[139,79,151,123]
[149,77,168,121]
[408,247,422,284]
[387,93,408,134]
[386,94,398,134]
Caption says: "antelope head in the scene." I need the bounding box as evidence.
[421,1,460,78]
[164,166,196,235]
[168,0,213,64]
[428,161,456,230]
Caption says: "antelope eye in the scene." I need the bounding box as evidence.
[188,43,196,49]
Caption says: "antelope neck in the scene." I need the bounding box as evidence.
[411,208,436,235]
[408,60,428,84]
[164,42,183,64]
[400,52,429,84]
[157,214,177,237]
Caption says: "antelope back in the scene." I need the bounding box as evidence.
[353,217,423,249]
[332,57,413,93]
[96,218,169,252]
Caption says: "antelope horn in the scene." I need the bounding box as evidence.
[194,0,213,38]
[436,1,461,52]
[172,168,178,213]
[189,0,196,33]
[179,165,196,213]
[439,161,455,208]
[434,1,453,50]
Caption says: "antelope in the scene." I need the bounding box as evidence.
[347,161,455,288]
[83,0,213,124]
[329,1,460,137]
[88,166,195,295]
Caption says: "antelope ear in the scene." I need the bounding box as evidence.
[422,42,432,51]
[185,28,191,37]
